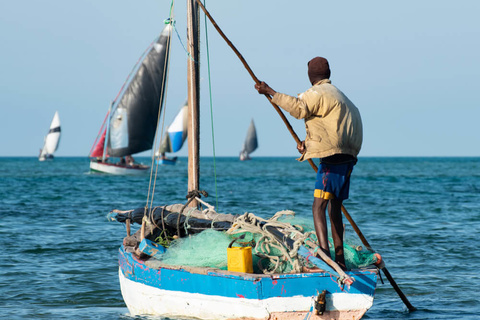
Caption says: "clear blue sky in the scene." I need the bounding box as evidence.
[1,0,479,157]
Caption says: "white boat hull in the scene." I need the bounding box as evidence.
[119,268,373,320]
[118,246,377,320]
[89,161,148,175]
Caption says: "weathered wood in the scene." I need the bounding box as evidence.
[187,0,200,208]
[114,205,235,238]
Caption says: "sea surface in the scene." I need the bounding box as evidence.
[1,156,479,320]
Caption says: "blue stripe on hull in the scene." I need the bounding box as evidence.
[119,246,377,300]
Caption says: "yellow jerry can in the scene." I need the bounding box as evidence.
[227,246,253,273]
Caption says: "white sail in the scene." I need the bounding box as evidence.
[156,102,188,156]
[167,105,188,152]
[39,111,61,161]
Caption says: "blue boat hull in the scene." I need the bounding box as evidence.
[156,157,178,165]
[118,245,378,319]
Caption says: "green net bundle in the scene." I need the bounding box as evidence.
[157,212,379,273]
[160,229,232,269]
[276,214,379,270]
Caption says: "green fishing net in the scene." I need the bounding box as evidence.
[160,229,232,269]
[158,215,379,273]
[276,214,379,270]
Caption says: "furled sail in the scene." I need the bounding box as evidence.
[240,119,258,160]
[39,111,61,160]
[158,102,188,154]
[107,25,172,157]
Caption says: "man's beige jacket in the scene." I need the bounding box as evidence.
[271,79,363,161]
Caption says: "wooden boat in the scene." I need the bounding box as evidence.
[89,159,149,175]
[109,2,379,319]
[118,247,377,320]
[39,111,61,161]
[239,118,258,161]
[88,25,171,174]
[112,203,378,320]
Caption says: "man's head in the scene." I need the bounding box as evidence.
[308,57,330,84]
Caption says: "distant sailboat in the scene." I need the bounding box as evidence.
[89,25,172,175]
[39,111,61,161]
[239,119,258,161]
[156,102,188,165]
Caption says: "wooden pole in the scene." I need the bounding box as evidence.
[187,0,200,208]
[341,205,417,311]
[126,219,131,237]
[196,0,415,311]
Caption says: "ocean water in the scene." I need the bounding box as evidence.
[1,156,479,320]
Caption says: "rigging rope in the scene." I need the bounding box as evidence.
[227,211,311,274]
[145,2,176,223]
[203,0,219,211]
[172,21,195,62]
[144,0,221,231]
[165,0,195,63]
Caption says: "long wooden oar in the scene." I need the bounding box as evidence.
[340,205,416,311]
[196,0,415,312]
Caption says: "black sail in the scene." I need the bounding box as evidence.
[108,25,171,157]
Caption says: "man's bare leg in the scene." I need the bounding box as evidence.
[329,198,346,270]
[312,197,330,256]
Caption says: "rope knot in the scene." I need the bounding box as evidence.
[164,18,176,26]
[186,190,208,200]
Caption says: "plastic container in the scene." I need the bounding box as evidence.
[227,246,253,273]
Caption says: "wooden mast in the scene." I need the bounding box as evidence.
[187,0,200,207]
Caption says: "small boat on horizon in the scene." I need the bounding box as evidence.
[39,111,61,161]
[239,118,258,161]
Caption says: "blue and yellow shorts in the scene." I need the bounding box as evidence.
[314,161,355,200]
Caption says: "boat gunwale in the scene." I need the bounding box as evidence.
[121,244,379,280]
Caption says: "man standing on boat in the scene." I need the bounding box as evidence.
[254,57,362,270]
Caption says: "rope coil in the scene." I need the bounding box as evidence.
[227,211,309,274]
